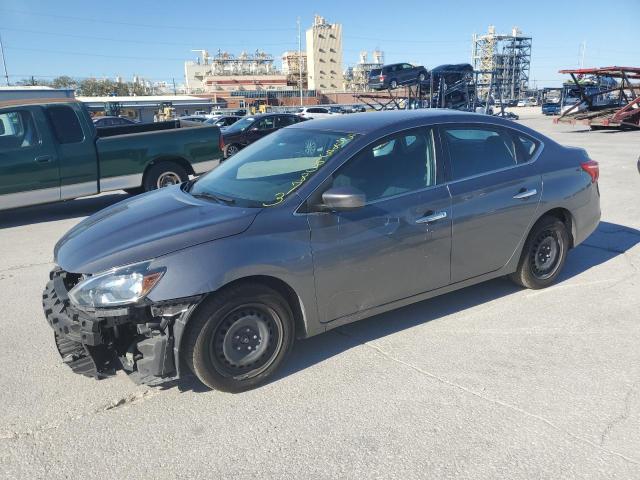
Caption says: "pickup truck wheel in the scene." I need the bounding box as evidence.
[509,216,569,289]
[224,144,240,159]
[143,162,188,191]
[183,284,295,392]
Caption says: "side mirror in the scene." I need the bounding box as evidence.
[250,126,259,132]
[321,186,366,211]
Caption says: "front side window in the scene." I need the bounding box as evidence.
[45,105,84,144]
[332,128,437,203]
[443,127,517,180]
[0,110,39,151]
[190,128,356,207]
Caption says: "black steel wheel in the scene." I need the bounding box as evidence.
[510,215,570,289]
[210,304,283,378]
[183,283,295,392]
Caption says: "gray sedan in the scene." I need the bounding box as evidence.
[44,110,601,392]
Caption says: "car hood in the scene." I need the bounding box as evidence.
[55,186,260,273]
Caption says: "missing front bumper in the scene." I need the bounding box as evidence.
[43,268,199,384]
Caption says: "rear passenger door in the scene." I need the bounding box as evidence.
[0,107,60,209]
[440,125,542,282]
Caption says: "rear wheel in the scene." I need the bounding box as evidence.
[224,144,241,159]
[143,161,188,192]
[418,72,426,82]
[183,284,295,392]
[389,79,398,89]
[509,216,569,289]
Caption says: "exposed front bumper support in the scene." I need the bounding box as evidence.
[42,268,201,385]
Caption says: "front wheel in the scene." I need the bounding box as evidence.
[183,284,295,392]
[509,216,569,289]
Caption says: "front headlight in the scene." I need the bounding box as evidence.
[68,261,164,309]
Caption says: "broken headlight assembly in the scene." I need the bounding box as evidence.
[68,261,164,309]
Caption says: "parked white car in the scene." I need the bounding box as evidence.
[296,106,333,120]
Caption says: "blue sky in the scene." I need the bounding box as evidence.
[1,0,638,87]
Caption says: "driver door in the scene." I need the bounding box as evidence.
[307,127,452,323]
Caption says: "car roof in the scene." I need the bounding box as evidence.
[287,109,545,137]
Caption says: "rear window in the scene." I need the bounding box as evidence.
[370,69,381,77]
[0,110,40,150]
[46,105,84,144]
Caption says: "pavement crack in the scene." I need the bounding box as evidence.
[600,384,637,446]
[336,328,640,466]
[0,389,156,441]
[99,390,156,412]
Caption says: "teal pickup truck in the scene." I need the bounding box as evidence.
[0,98,223,211]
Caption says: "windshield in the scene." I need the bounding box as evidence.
[190,128,357,207]
[223,116,255,134]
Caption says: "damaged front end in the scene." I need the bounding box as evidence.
[43,267,201,385]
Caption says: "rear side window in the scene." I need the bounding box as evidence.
[0,110,40,150]
[443,127,517,180]
[512,133,540,163]
[46,106,84,144]
[277,115,297,127]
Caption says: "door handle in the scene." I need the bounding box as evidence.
[34,155,53,164]
[513,188,537,200]
[415,211,447,224]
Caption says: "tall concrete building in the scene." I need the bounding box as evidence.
[306,15,343,92]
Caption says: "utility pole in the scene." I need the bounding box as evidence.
[0,31,9,86]
[172,77,177,95]
[297,17,303,106]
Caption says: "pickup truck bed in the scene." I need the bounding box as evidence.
[0,98,223,211]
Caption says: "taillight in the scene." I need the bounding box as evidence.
[219,134,225,152]
[379,75,385,81]
[580,160,599,183]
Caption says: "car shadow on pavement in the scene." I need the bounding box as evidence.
[156,221,640,393]
[0,193,130,228]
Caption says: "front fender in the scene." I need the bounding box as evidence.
[146,207,320,337]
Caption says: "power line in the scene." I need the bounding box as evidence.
[4,46,187,61]
[0,27,297,49]
[0,8,296,32]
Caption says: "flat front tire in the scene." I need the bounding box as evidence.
[183,284,295,392]
[509,216,570,289]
